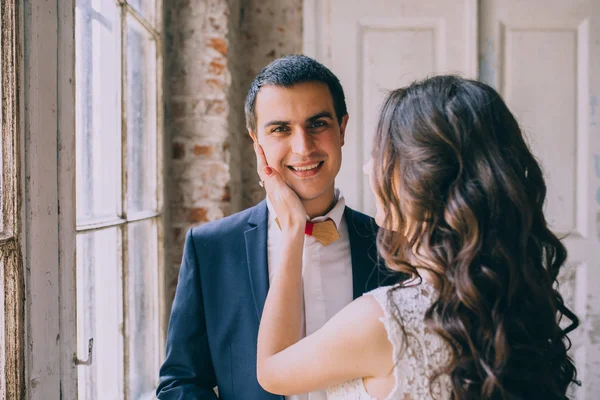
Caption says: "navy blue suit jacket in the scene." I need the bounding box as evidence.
[157,200,388,399]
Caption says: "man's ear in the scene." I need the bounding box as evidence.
[248,129,258,143]
[339,114,349,146]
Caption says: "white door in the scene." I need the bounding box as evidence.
[304,0,477,215]
[480,1,600,398]
[305,0,600,397]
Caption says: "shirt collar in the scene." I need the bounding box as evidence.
[266,189,346,229]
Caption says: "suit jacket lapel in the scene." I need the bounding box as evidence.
[245,203,382,317]
[244,201,285,400]
[245,200,270,321]
[344,207,381,299]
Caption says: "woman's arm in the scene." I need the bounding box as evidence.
[257,230,306,374]
[253,142,394,395]
[257,287,394,395]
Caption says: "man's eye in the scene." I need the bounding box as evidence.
[310,121,328,129]
[272,126,288,133]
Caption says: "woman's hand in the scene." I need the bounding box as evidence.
[255,141,307,385]
[254,142,307,234]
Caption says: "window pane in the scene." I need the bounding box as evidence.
[127,0,156,27]
[77,227,124,400]
[76,1,122,223]
[126,219,159,399]
[126,15,158,214]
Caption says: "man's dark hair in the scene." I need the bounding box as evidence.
[244,54,348,132]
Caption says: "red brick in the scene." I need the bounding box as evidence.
[193,145,213,156]
[207,37,228,56]
[189,207,208,223]
[208,59,226,75]
[205,78,224,89]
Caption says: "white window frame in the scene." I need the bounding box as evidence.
[1,0,25,398]
[20,0,165,398]
[21,0,78,398]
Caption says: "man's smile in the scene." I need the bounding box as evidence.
[287,161,325,177]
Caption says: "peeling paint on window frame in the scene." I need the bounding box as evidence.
[0,0,25,399]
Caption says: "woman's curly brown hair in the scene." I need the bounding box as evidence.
[373,75,579,399]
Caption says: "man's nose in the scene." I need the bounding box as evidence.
[290,129,315,155]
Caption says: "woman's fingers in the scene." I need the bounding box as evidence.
[253,142,306,230]
[254,143,284,193]
[254,142,272,189]
[254,142,279,189]
[254,142,268,177]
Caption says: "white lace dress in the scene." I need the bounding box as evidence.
[326,283,453,400]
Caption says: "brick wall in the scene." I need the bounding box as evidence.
[238,0,304,207]
[164,0,303,311]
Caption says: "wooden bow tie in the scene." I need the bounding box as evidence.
[275,218,340,246]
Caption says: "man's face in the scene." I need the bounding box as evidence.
[250,81,348,207]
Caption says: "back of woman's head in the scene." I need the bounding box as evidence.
[373,75,579,399]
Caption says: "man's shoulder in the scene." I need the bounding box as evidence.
[189,201,265,239]
[345,206,375,223]
[344,206,378,234]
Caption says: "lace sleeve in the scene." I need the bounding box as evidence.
[364,286,406,398]
[365,285,453,400]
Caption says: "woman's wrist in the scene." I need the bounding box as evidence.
[285,230,305,242]
[283,225,305,246]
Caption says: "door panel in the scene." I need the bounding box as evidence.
[304,0,477,215]
[305,0,600,397]
[480,1,600,398]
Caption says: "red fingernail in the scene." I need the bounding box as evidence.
[264,166,273,176]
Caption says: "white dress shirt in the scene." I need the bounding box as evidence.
[266,190,353,400]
